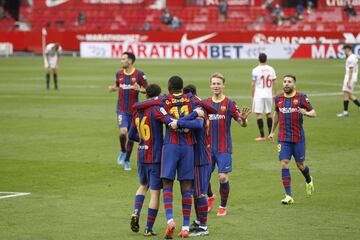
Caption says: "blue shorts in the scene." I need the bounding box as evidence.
[138,162,162,190]
[161,144,194,181]
[117,112,132,129]
[278,141,306,162]
[194,164,211,196]
[211,152,232,173]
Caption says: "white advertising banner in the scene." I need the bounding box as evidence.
[80,42,298,59]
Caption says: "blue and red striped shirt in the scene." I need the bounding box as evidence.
[206,96,241,153]
[115,68,148,114]
[160,93,198,145]
[275,91,313,143]
[129,100,168,164]
[178,111,212,166]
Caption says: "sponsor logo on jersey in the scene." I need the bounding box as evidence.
[138,145,149,150]
[208,114,226,120]
[279,107,299,113]
[119,84,135,90]
[176,128,189,133]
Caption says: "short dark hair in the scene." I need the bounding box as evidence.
[283,74,296,82]
[343,45,352,50]
[123,52,136,63]
[183,84,197,95]
[146,84,161,98]
[258,53,267,63]
[168,75,183,93]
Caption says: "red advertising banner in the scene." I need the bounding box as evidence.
[1,30,359,54]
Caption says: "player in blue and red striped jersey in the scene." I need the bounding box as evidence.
[128,84,171,236]
[206,72,250,217]
[108,52,148,171]
[175,84,213,237]
[268,75,316,204]
[133,76,200,239]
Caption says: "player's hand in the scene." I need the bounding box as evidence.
[268,132,275,141]
[239,107,251,120]
[194,108,204,118]
[299,108,307,116]
[347,81,352,89]
[134,83,141,92]
[169,120,178,130]
[108,86,116,92]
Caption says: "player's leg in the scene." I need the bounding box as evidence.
[45,68,51,90]
[161,144,178,239]
[338,78,352,116]
[265,98,273,135]
[144,189,160,236]
[177,145,195,237]
[116,112,127,166]
[294,142,314,196]
[52,68,58,90]
[163,179,176,239]
[339,91,350,117]
[118,127,127,166]
[131,185,147,232]
[144,163,161,236]
[190,168,200,233]
[349,82,360,108]
[266,112,273,135]
[278,142,294,204]
[190,165,209,236]
[216,153,232,216]
[124,113,134,170]
[254,98,266,141]
[131,162,148,232]
[178,180,193,237]
[207,152,216,212]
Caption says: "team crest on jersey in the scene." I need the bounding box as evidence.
[221,106,227,111]
[293,99,299,104]
[131,77,136,82]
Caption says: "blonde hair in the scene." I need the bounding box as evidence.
[210,72,225,83]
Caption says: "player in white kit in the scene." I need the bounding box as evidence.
[44,43,62,90]
[337,45,360,117]
[251,53,277,141]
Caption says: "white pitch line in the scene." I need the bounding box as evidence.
[0,192,31,200]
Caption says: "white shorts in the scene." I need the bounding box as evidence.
[342,78,357,94]
[252,97,273,114]
[44,56,58,69]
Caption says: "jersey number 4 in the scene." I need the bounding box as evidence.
[261,75,273,88]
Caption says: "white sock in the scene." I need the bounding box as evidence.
[182,226,189,231]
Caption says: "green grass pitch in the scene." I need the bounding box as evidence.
[0,57,360,239]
